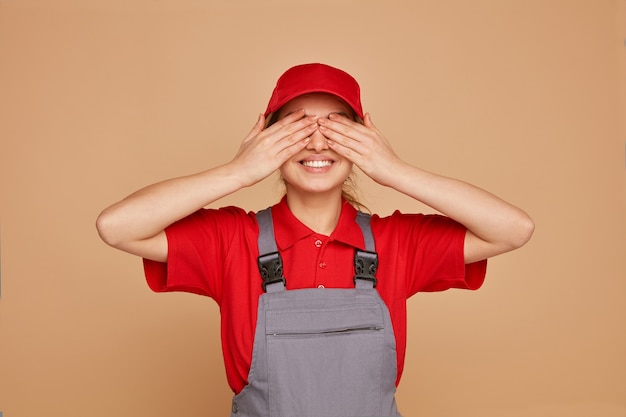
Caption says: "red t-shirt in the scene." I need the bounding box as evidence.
[143,197,487,394]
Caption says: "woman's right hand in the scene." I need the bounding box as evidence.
[96,110,318,261]
[231,109,318,187]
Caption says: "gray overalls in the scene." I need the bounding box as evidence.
[230,208,402,417]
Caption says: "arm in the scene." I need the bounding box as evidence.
[318,113,535,264]
[96,110,317,262]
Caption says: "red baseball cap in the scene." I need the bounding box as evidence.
[264,63,363,119]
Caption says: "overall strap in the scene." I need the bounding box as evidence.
[255,208,379,292]
[256,208,286,293]
[354,212,379,289]
[355,211,375,252]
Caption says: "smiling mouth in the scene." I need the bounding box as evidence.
[300,160,333,168]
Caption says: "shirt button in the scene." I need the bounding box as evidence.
[314,239,322,248]
[319,261,326,269]
[318,284,325,289]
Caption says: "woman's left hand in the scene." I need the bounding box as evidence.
[318,113,404,187]
[319,112,534,263]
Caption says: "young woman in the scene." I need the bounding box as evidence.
[96,63,534,417]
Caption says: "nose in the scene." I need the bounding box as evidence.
[306,127,329,152]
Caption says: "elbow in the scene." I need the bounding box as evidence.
[509,212,535,250]
[466,211,535,263]
[95,208,122,248]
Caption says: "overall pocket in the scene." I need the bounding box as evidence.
[265,292,390,417]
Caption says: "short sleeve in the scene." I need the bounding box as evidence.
[142,206,255,302]
[373,211,487,297]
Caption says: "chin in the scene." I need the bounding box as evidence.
[285,181,345,196]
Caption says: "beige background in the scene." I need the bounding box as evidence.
[1,0,625,416]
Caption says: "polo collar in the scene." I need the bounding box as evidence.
[271,197,366,251]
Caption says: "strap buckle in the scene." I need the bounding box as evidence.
[258,252,286,292]
[353,250,378,287]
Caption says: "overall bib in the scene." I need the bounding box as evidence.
[230,208,402,417]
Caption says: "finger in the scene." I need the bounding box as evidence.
[264,108,308,134]
[321,113,370,139]
[276,135,311,161]
[262,112,319,148]
[255,116,317,166]
[363,113,383,137]
[329,112,379,139]
[273,122,317,155]
[318,120,365,152]
[266,117,318,153]
[326,135,362,164]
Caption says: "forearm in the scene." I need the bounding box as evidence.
[387,161,534,259]
[96,162,246,249]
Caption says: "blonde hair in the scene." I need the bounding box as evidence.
[341,174,369,213]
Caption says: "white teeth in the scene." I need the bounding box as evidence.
[302,160,332,168]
